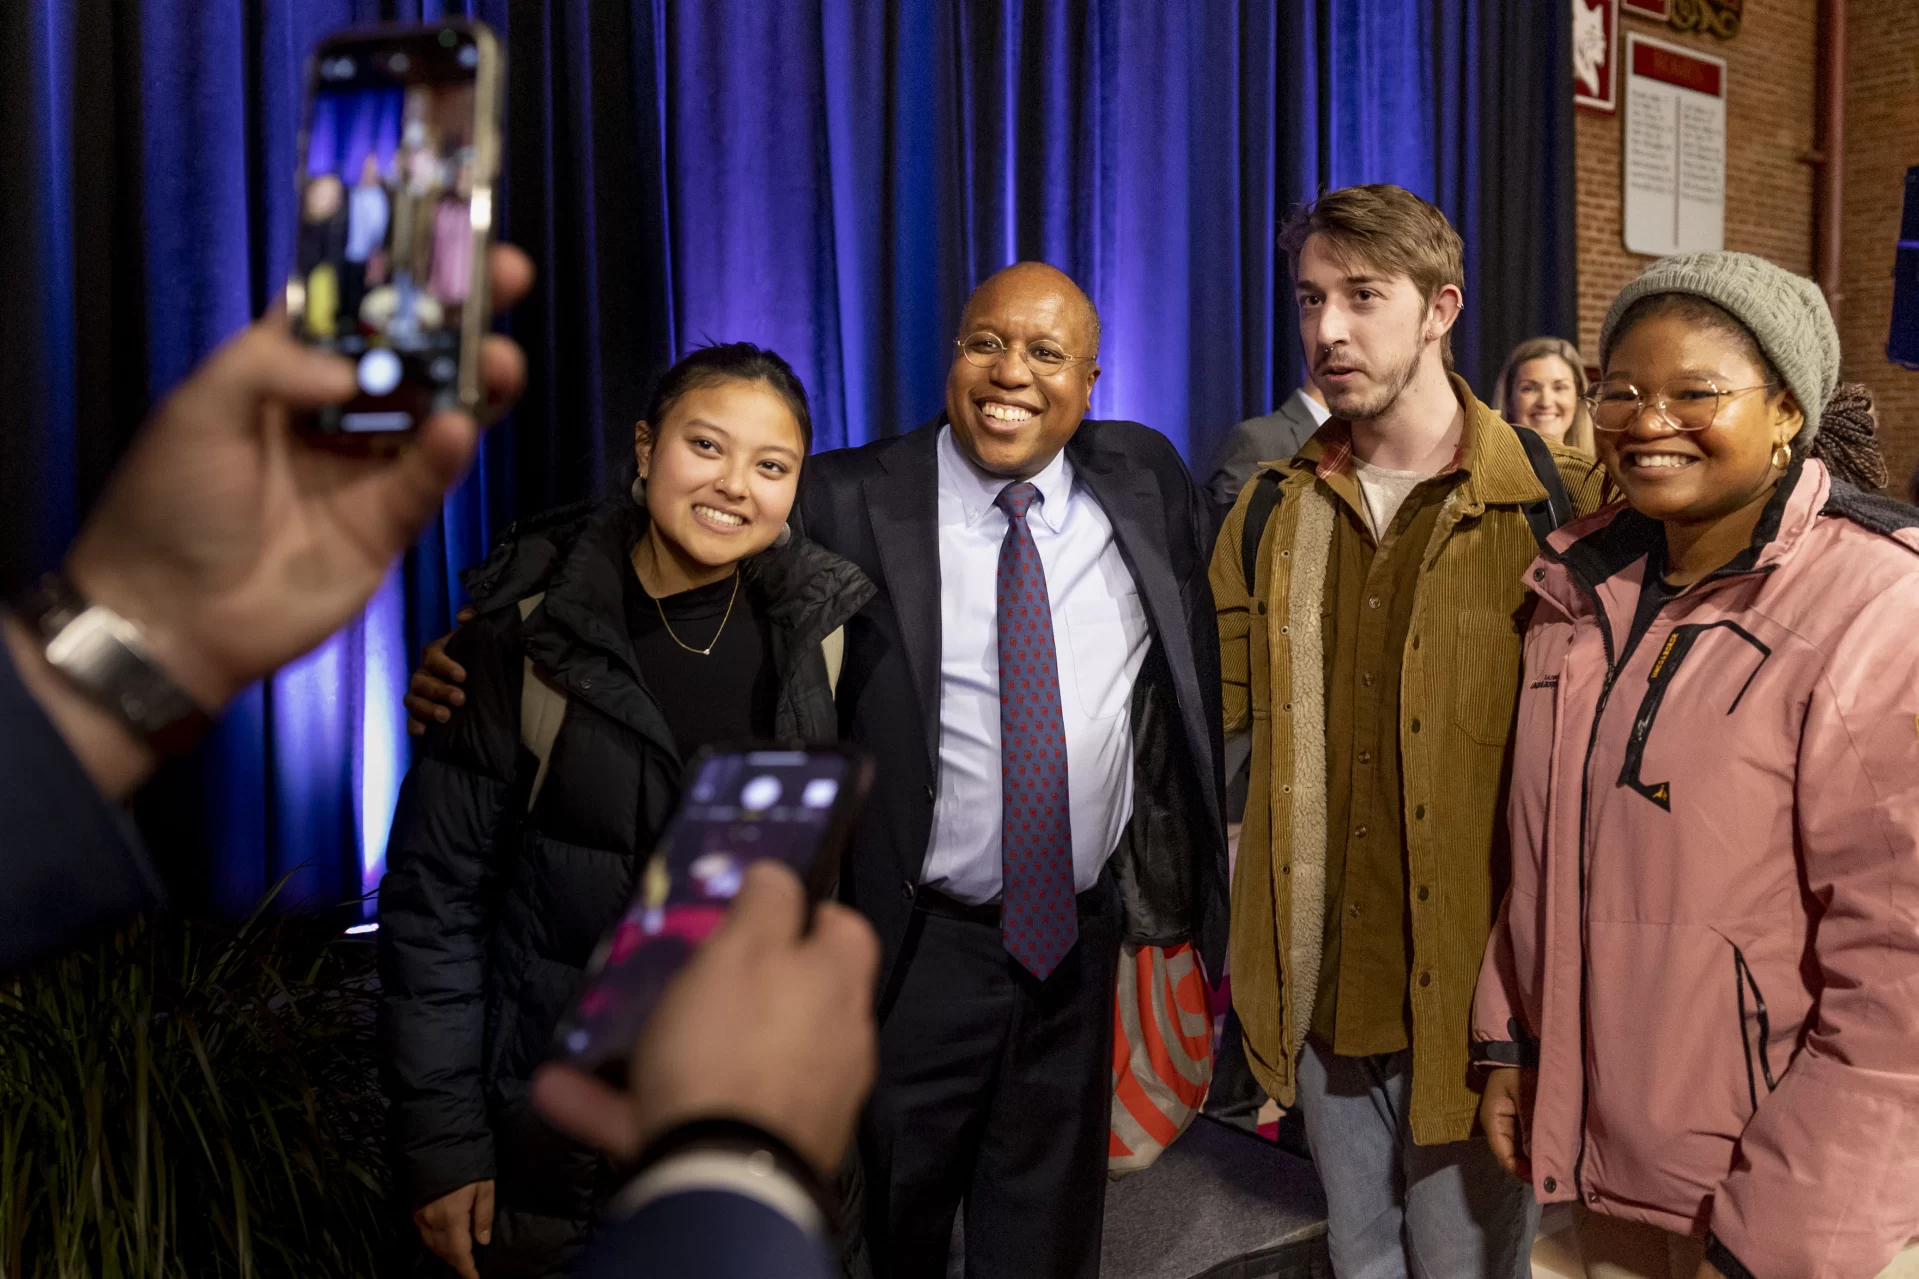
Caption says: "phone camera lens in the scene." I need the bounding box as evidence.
[357,349,403,397]
[739,776,783,812]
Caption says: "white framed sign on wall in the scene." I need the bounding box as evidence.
[1622,32,1727,255]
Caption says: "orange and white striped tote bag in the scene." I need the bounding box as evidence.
[1108,940,1214,1176]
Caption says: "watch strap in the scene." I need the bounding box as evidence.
[11,573,214,756]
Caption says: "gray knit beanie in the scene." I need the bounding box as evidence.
[1598,251,1840,455]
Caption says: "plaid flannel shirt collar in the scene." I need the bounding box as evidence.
[1306,418,1467,481]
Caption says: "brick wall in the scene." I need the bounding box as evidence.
[1574,0,1819,365]
[1574,0,1919,495]
[1840,3,1919,497]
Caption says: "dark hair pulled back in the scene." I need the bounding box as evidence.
[644,342,814,453]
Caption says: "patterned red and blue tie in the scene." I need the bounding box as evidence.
[994,481,1077,980]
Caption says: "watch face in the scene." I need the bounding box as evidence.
[25,576,209,744]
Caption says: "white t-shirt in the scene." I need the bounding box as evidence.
[1351,457,1430,539]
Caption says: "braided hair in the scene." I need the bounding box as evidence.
[1812,382,1888,492]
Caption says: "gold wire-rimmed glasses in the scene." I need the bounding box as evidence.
[955,333,1094,376]
[1585,379,1779,433]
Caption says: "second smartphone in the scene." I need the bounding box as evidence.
[550,745,874,1086]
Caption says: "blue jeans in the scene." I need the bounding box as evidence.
[1294,1039,1537,1279]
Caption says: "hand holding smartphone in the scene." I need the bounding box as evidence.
[553,746,874,1085]
[289,22,503,438]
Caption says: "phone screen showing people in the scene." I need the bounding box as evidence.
[290,26,496,435]
[553,748,866,1083]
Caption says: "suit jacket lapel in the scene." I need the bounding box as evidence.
[1284,391,1317,445]
[1069,434,1201,737]
[864,423,943,769]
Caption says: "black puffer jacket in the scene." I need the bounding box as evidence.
[377,498,874,1277]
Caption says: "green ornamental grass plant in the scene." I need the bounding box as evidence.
[0,883,397,1278]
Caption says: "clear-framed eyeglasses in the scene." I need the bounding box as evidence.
[955,332,1093,376]
[1585,378,1779,433]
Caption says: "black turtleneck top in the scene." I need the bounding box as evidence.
[620,562,779,759]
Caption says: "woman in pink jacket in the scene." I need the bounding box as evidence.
[1473,251,1919,1279]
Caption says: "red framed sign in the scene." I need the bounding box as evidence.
[1574,0,1620,114]
[1622,0,1670,18]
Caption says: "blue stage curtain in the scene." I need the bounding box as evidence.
[0,0,1572,917]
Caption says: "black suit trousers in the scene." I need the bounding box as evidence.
[860,875,1120,1279]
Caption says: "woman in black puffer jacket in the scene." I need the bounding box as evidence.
[377,344,873,1279]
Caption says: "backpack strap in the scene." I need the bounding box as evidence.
[1239,470,1285,594]
[516,593,568,812]
[821,626,845,696]
[1512,425,1574,552]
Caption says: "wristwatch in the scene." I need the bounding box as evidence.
[10,572,214,755]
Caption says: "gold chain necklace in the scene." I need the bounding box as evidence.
[653,570,741,656]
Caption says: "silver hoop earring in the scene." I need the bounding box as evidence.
[630,476,647,508]
[773,522,793,548]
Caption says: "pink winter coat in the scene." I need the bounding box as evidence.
[1472,460,1919,1278]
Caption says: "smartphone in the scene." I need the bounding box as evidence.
[287,22,503,437]
[551,745,874,1084]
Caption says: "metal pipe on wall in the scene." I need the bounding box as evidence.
[1812,0,1847,328]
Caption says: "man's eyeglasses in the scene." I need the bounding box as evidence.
[956,333,1093,376]
[1585,379,1779,433]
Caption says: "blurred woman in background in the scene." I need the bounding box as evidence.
[1493,335,1595,453]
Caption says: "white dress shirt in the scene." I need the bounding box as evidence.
[1292,385,1333,431]
[921,426,1153,905]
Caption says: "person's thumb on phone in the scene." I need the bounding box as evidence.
[714,858,809,951]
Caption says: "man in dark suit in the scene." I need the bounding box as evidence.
[795,262,1228,1279]
[1202,383,1329,525]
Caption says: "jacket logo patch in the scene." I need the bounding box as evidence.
[1618,621,1772,813]
[1529,674,1560,691]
